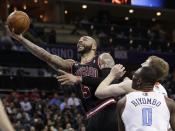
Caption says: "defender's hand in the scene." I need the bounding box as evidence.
[56,70,81,85]
[109,64,126,79]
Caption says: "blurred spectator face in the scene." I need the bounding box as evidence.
[80,126,86,131]
[54,93,59,98]
[30,126,35,131]
[24,97,29,102]
[58,127,63,131]
[66,123,72,129]
[71,93,75,98]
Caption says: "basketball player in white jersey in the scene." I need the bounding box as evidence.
[95,56,169,98]
[117,66,175,131]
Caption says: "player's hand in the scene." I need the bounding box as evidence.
[109,64,126,79]
[56,70,81,85]
[5,25,23,41]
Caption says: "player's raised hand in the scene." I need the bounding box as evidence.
[5,25,23,42]
[109,64,126,79]
[56,70,81,85]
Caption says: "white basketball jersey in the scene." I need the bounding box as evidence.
[153,82,167,96]
[122,92,170,131]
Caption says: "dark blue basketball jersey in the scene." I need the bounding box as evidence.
[71,55,115,116]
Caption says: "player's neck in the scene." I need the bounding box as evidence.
[139,88,153,92]
[136,85,154,92]
[81,51,96,64]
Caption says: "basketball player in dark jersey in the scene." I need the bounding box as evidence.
[6,27,118,131]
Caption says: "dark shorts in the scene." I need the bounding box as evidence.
[86,103,118,131]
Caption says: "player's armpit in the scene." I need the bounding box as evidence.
[98,53,115,69]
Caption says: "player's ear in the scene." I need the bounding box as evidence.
[136,79,142,88]
[92,42,97,50]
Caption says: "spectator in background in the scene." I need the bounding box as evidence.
[63,123,74,131]
[60,97,69,111]
[20,97,32,113]
[29,88,40,101]
[48,93,61,107]
[67,93,80,108]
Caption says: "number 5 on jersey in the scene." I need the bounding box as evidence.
[81,85,91,98]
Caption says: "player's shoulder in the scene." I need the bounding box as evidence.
[164,96,175,112]
[153,82,168,96]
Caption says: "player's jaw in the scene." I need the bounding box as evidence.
[77,41,92,54]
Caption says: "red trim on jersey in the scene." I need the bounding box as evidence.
[86,98,116,119]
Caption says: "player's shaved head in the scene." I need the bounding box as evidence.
[82,36,97,50]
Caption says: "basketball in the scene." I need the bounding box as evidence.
[7,11,30,34]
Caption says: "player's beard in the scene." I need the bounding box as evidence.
[78,45,92,54]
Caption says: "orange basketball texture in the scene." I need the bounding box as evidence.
[7,11,30,34]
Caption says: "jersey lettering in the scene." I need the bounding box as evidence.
[75,66,98,77]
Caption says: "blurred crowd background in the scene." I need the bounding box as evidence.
[0,0,175,130]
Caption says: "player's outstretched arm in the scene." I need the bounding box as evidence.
[95,64,127,99]
[0,100,15,131]
[6,25,73,71]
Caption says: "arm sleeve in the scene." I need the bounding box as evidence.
[81,68,114,87]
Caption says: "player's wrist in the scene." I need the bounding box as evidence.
[76,76,82,84]
[108,73,116,80]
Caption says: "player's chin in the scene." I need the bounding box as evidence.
[77,48,85,53]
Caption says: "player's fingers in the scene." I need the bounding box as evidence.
[61,80,70,85]
[121,71,126,77]
[56,75,66,79]
[57,76,68,82]
[118,64,123,69]
[58,69,67,75]
[114,64,121,69]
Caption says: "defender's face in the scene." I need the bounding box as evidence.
[141,59,151,67]
[77,36,93,53]
[132,68,142,89]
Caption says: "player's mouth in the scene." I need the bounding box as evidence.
[77,44,84,50]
